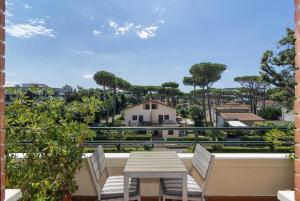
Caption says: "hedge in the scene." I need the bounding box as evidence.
[125,135,152,141]
[240,135,263,141]
[167,136,211,141]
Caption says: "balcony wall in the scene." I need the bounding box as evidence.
[73,153,293,197]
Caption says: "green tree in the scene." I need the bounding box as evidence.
[6,89,100,201]
[188,105,204,127]
[111,77,131,124]
[161,82,180,107]
[234,76,265,114]
[183,77,197,103]
[260,28,295,111]
[94,71,115,125]
[190,62,227,125]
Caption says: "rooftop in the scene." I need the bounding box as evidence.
[220,112,265,121]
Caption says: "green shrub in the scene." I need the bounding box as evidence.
[6,89,100,201]
[125,135,152,141]
[167,136,211,141]
[257,107,282,120]
[240,135,263,141]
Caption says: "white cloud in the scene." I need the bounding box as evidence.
[93,30,102,36]
[109,20,118,29]
[28,18,45,25]
[101,19,164,39]
[74,50,94,55]
[109,20,133,35]
[158,19,165,24]
[6,17,55,39]
[82,74,94,79]
[23,4,32,9]
[6,23,55,38]
[115,23,134,35]
[136,26,158,39]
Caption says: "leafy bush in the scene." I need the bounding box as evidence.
[6,89,101,200]
[189,105,204,126]
[257,107,282,120]
[167,136,211,141]
[125,135,152,141]
[240,135,263,141]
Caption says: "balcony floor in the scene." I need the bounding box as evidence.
[73,196,277,201]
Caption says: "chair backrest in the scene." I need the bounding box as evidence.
[87,146,106,196]
[192,144,215,193]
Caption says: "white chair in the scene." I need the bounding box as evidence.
[87,146,140,201]
[160,144,215,201]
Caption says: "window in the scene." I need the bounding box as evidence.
[168,130,174,135]
[132,115,137,120]
[144,104,150,110]
[164,115,169,120]
[152,104,157,109]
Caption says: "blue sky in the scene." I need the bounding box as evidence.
[5,0,294,92]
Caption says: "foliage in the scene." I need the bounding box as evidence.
[5,89,100,201]
[234,75,267,114]
[188,105,204,126]
[176,104,189,118]
[93,70,131,125]
[161,82,181,107]
[188,62,227,125]
[257,107,282,120]
[263,129,288,150]
[260,28,295,111]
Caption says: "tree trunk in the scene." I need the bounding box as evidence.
[262,86,266,109]
[206,86,213,125]
[103,85,109,126]
[201,87,208,126]
[193,84,196,103]
[112,87,116,125]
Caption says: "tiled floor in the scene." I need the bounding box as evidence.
[73,196,277,201]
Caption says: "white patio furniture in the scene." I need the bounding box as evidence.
[88,146,140,201]
[123,151,188,201]
[160,144,215,201]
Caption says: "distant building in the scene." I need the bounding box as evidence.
[212,102,252,126]
[281,107,295,122]
[20,83,49,88]
[124,100,180,140]
[218,112,265,127]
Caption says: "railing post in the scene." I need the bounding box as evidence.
[295,1,300,200]
[0,0,4,200]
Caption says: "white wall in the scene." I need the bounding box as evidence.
[124,102,176,126]
[281,108,295,122]
[217,115,225,127]
[124,104,151,125]
[74,153,293,197]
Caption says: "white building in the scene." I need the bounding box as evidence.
[124,100,180,140]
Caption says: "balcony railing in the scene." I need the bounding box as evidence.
[86,126,293,153]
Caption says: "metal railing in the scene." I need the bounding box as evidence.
[85,126,293,153]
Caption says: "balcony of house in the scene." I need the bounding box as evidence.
[8,126,294,201]
[71,127,294,201]
[72,152,292,201]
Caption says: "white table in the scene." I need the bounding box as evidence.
[124,151,188,201]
